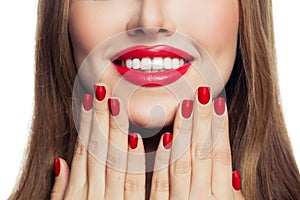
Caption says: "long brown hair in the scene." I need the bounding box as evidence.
[9,0,300,199]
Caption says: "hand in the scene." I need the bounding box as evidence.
[149,87,245,200]
[50,83,147,200]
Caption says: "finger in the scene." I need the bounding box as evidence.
[169,100,192,200]
[65,94,93,199]
[149,133,172,200]
[104,98,129,199]
[87,84,111,199]
[211,98,234,198]
[124,133,146,200]
[51,158,70,200]
[189,86,212,199]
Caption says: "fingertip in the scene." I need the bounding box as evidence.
[196,86,211,106]
[181,100,193,119]
[129,132,138,150]
[54,157,60,177]
[232,170,241,191]
[51,158,69,200]
[54,157,70,180]
[163,132,173,150]
[213,97,226,117]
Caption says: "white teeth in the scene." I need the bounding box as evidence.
[122,57,187,71]
[179,59,184,67]
[164,58,172,69]
[140,58,152,70]
[126,59,132,68]
[132,58,140,69]
[152,57,163,70]
[172,58,180,69]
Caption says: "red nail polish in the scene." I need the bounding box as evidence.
[83,94,93,111]
[54,157,60,177]
[198,87,210,105]
[214,98,225,115]
[232,170,241,190]
[129,133,138,149]
[108,98,120,116]
[181,100,193,119]
[163,133,173,149]
[95,85,106,101]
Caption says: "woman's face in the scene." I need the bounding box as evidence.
[69,0,239,128]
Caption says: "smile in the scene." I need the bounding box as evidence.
[112,45,194,87]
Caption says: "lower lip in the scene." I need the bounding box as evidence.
[112,63,192,87]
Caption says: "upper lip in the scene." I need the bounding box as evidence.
[111,45,194,63]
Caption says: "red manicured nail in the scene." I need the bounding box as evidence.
[129,133,138,149]
[214,98,226,115]
[232,170,241,190]
[83,94,93,111]
[108,98,120,116]
[181,100,193,119]
[163,133,173,149]
[95,85,106,101]
[198,87,210,105]
[54,157,60,177]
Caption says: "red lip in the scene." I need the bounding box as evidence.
[112,45,193,87]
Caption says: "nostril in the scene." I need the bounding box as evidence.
[127,27,175,38]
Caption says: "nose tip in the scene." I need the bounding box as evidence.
[126,0,175,38]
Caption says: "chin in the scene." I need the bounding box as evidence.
[130,116,174,129]
[128,108,176,129]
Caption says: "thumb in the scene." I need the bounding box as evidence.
[51,157,70,200]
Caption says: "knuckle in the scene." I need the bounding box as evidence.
[173,126,191,136]
[94,105,107,115]
[153,180,169,192]
[213,151,231,165]
[173,121,192,135]
[87,138,105,155]
[194,143,212,160]
[74,139,87,158]
[106,151,126,170]
[155,151,170,167]
[125,177,139,192]
[174,161,191,175]
[196,108,212,120]
[214,118,228,130]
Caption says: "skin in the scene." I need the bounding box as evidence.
[51,0,245,199]
[68,0,239,128]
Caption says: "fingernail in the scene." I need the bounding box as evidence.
[95,85,106,101]
[108,98,120,116]
[214,97,226,115]
[54,157,60,177]
[129,133,138,149]
[163,133,173,149]
[83,94,93,111]
[198,87,210,105]
[181,100,193,119]
[232,170,241,190]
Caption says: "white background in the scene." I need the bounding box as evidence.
[0,1,299,199]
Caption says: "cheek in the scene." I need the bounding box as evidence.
[68,2,132,65]
[177,0,239,94]
[179,0,239,53]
